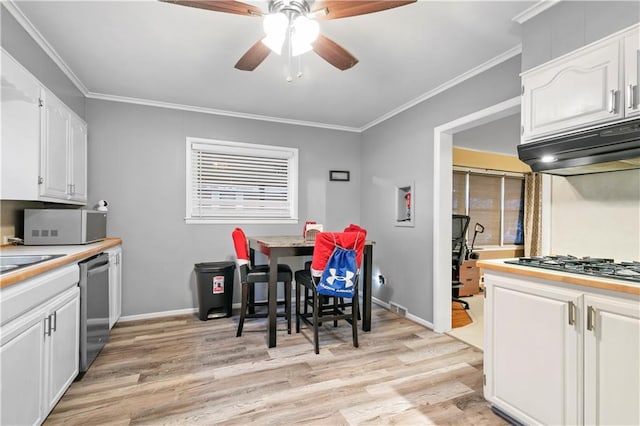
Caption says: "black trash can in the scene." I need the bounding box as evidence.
[194,261,235,320]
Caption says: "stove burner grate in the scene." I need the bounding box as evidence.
[505,255,640,283]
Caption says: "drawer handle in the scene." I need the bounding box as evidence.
[629,84,636,110]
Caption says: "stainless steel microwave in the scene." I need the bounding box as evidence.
[24,209,107,245]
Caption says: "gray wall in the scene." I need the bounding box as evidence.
[521,1,640,71]
[1,4,85,118]
[87,100,362,316]
[453,113,520,156]
[360,56,522,322]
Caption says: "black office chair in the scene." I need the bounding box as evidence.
[452,214,471,310]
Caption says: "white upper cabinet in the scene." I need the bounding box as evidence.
[40,88,88,204]
[624,29,640,117]
[522,25,639,142]
[68,114,88,202]
[521,39,622,141]
[41,89,71,200]
[0,49,87,205]
[0,50,42,201]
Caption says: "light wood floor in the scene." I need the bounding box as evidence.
[46,305,506,425]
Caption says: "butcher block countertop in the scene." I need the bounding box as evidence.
[0,237,122,289]
[478,259,640,296]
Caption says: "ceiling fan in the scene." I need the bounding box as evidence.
[161,0,416,73]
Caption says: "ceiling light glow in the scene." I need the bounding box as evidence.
[262,12,288,54]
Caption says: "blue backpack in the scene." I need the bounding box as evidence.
[316,235,360,298]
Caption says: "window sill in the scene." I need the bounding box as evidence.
[473,245,524,251]
[185,218,299,225]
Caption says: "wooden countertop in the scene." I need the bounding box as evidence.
[0,237,122,289]
[478,259,640,296]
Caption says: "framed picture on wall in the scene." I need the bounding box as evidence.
[329,170,350,181]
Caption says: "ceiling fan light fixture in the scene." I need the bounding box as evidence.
[263,12,288,34]
[262,12,288,54]
[291,40,313,56]
[293,15,319,45]
[262,34,285,55]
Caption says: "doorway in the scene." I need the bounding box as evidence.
[431,96,520,334]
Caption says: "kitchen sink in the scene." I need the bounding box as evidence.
[0,254,66,275]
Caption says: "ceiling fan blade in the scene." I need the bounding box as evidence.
[235,40,271,71]
[312,1,416,20]
[312,34,358,71]
[160,0,262,17]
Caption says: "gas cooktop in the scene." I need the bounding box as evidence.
[504,255,640,284]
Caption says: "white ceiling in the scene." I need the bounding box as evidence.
[9,0,535,131]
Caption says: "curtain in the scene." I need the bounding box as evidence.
[524,172,543,256]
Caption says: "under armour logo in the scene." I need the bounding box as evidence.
[326,268,355,288]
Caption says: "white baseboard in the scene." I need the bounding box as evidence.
[118,308,199,322]
[405,312,434,330]
[375,297,434,330]
[119,298,434,330]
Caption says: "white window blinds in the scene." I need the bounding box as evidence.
[186,138,298,223]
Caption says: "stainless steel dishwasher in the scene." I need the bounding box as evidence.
[78,252,110,373]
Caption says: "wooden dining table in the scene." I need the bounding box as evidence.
[248,235,375,348]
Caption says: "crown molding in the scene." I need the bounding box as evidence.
[86,92,362,132]
[3,0,89,96]
[512,0,560,24]
[6,0,522,134]
[359,44,522,132]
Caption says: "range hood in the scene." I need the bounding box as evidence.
[517,119,640,176]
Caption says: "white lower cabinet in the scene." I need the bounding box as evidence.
[484,270,640,425]
[584,294,640,426]
[107,245,122,329]
[0,308,47,426]
[45,287,80,413]
[0,267,80,426]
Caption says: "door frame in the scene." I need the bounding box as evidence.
[432,96,520,333]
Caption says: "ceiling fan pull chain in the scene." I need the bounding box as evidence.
[286,26,293,82]
[297,55,303,79]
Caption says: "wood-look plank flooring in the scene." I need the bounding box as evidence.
[45,305,506,425]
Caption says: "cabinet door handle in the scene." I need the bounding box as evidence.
[628,84,636,110]
[587,305,596,332]
[609,90,617,113]
[52,311,57,332]
[44,316,51,337]
[567,301,576,326]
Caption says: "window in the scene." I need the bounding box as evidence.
[453,168,524,247]
[186,138,298,224]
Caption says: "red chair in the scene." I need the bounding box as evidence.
[232,228,293,337]
[294,230,366,354]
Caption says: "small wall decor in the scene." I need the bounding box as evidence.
[329,170,350,181]
[395,181,414,227]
